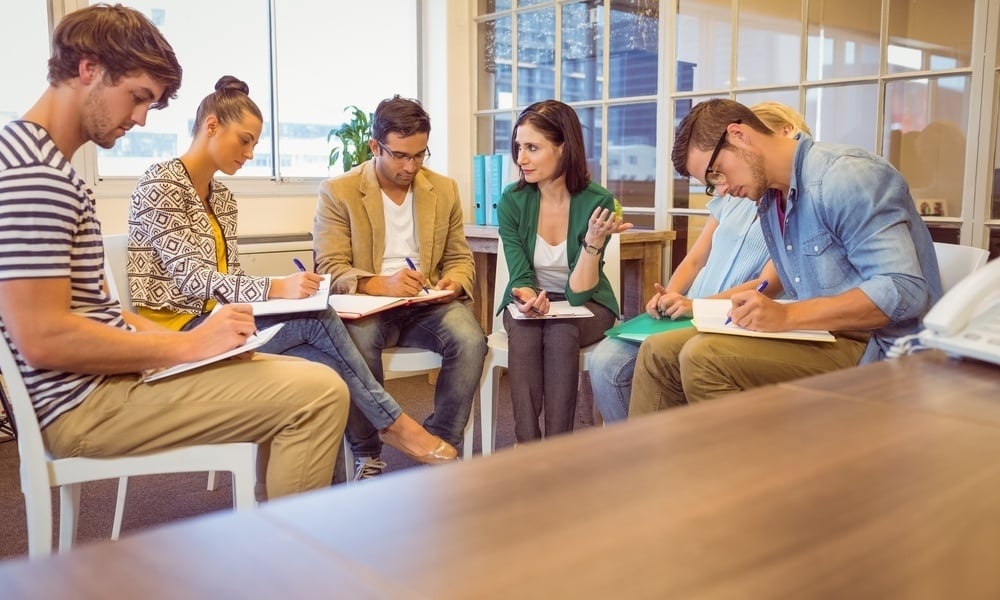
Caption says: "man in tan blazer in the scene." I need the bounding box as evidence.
[314,95,487,479]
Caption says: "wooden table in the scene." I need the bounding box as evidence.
[464,225,676,332]
[3,352,999,599]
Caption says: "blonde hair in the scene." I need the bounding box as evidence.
[751,101,812,137]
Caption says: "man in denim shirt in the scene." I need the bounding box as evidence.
[629,99,942,415]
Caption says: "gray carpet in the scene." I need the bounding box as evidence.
[0,371,597,560]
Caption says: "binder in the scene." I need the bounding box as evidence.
[472,154,487,225]
[485,153,503,226]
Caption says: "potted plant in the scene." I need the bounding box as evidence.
[327,105,374,173]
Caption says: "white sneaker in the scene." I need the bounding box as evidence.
[354,456,387,480]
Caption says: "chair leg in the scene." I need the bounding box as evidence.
[490,367,501,453]
[231,450,258,510]
[58,483,81,554]
[207,470,218,490]
[342,439,355,483]
[480,365,499,456]
[462,398,475,460]
[23,479,54,559]
[111,476,128,540]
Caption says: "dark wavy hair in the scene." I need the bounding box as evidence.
[371,95,431,143]
[47,3,182,109]
[510,100,591,195]
[191,76,262,136]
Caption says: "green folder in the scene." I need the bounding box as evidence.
[604,312,694,344]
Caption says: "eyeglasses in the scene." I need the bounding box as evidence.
[704,119,740,196]
[376,140,431,164]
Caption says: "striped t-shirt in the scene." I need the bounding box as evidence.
[0,120,127,428]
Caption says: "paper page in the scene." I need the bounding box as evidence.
[329,288,452,319]
[143,323,285,382]
[692,299,836,342]
[237,274,331,316]
[508,300,595,320]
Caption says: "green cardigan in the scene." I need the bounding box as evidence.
[496,180,619,317]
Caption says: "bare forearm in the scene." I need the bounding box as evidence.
[783,289,890,331]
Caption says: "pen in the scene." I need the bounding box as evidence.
[511,292,545,316]
[724,280,768,326]
[403,257,430,294]
[213,291,258,334]
[292,257,307,272]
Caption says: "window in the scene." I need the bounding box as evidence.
[78,0,419,185]
[1,4,49,126]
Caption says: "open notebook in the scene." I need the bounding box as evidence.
[507,300,594,320]
[142,323,284,382]
[692,299,836,343]
[329,288,452,319]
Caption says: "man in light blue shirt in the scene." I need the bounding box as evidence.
[629,98,942,415]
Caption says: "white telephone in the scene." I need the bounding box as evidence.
[921,256,1000,366]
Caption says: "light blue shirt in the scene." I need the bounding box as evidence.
[688,194,769,299]
[758,135,943,364]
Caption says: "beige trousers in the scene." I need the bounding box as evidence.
[42,353,348,500]
[629,328,868,417]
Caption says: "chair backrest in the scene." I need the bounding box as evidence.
[933,242,989,293]
[491,234,622,335]
[103,234,133,311]
[0,333,52,496]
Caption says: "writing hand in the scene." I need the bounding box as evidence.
[727,289,785,331]
[270,272,324,299]
[429,278,460,303]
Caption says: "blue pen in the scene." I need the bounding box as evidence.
[292,257,307,272]
[404,257,430,294]
[724,280,768,326]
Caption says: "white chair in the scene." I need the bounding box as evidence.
[478,236,622,455]
[0,334,257,558]
[341,347,477,482]
[102,233,257,540]
[933,241,989,293]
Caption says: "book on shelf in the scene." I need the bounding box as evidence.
[692,299,836,343]
[329,288,452,319]
[472,154,487,225]
[143,323,284,382]
[507,300,594,320]
[604,312,694,343]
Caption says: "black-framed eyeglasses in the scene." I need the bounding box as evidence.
[376,140,431,164]
[704,119,740,196]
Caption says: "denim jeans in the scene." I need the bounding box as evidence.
[589,336,639,423]
[342,300,487,454]
[184,307,401,430]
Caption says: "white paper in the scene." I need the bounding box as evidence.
[508,300,595,320]
[692,299,836,342]
[329,288,453,319]
[232,274,331,316]
[143,323,285,382]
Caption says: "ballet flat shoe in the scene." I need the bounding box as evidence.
[381,430,458,465]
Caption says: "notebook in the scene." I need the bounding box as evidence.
[507,300,594,320]
[692,299,836,343]
[604,312,694,343]
[329,288,453,319]
[224,274,331,316]
[143,323,285,382]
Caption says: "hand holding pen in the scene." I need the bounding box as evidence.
[511,288,547,316]
[724,280,768,326]
[211,290,258,336]
[403,257,430,295]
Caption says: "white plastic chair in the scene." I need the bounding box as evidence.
[477,236,622,455]
[933,241,990,293]
[0,332,257,558]
[341,347,477,482]
[103,233,257,539]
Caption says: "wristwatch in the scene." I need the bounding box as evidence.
[583,242,600,255]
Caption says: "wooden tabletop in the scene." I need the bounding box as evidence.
[3,351,999,599]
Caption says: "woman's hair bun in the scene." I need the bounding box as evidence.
[215,75,249,95]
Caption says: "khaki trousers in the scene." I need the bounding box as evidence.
[43,354,348,500]
[629,329,868,417]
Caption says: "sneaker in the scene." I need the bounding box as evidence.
[354,456,387,481]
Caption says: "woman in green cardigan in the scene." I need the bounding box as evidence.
[497,100,631,443]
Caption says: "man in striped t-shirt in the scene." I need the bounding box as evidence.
[0,4,348,500]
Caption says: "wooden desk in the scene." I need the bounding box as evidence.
[464,225,676,331]
[3,352,999,598]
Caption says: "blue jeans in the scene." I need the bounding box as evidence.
[184,307,401,430]
[590,336,639,423]
[342,300,487,454]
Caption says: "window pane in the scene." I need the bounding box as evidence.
[517,8,556,105]
[476,114,514,156]
[479,0,512,14]
[887,0,974,74]
[737,0,801,88]
[274,1,417,178]
[2,4,48,124]
[735,90,800,114]
[562,1,604,102]
[883,76,970,219]
[574,106,603,183]
[94,0,272,177]
[990,78,1000,220]
[607,102,656,215]
[609,0,659,98]
[805,83,878,151]
[806,0,880,81]
[479,17,513,110]
[673,97,726,201]
[675,0,732,92]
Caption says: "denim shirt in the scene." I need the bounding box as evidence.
[757,136,943,364]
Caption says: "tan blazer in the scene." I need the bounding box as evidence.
[314,159,476,300]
